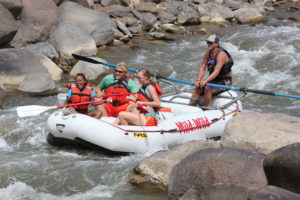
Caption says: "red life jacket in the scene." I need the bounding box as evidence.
[69,83,92,114]
[137,82,162,113]
[102,79,131,106]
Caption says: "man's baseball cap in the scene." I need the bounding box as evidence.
[206,34,219,43]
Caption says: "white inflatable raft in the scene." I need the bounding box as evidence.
[46,90,243,153]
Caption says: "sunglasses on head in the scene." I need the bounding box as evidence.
[114,69,124,74]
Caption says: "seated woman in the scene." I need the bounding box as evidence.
[113,68,161,126]
[65,73,102,119]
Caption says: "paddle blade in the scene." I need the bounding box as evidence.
[17,105,57,117]
[57,93,67,104]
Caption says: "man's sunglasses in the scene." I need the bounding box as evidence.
[206,41,213,45]
[114,69,125,74]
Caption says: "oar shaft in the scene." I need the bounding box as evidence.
[207,83,300,99]
[57,100,107,108]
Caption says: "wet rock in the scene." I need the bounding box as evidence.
[128,140,220,191]
[70,57,109,80]
[0,4,17,47]
[49,22,97,65]
[221,112,300,155]
[24,42,59,63]
[233,7,264,24]
[119,35,130,42]
[168,147,267,200]
[60,1,114,46]
[248,185,300,200]
[264,143,300,194]
[177,6,201,25]
[149,32,176,41]
[17,72,57,95]
[0,0,23,18]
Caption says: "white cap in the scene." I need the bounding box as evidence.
[206,34,219,43]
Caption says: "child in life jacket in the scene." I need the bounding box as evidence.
[113,68,161,126]
[64,73,102,119]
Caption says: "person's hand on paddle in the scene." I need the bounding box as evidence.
[194,80,201,88]
[200,80,207,88]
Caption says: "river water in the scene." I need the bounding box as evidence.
[0,21,299,199]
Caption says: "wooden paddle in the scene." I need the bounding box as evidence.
[17,99,107,118]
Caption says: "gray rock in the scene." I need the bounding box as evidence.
[168,147,267,200]
[158,1,189,17]
[248,185,300,200]
[70,57,109,80]
[113,27,124,39]
[122,16,139,26]
[116,20,132,38]
[162,24,186,34]
[0,0,23,18]
[119,35,130,42]
[128,140,220,191]
[134,2,159,14]
[149,32,176,41]
[49,22,97,65]
[24,42,59,63]
[0,4,17,46]
[177,6,201,25]
[96,5,132,17]
[233,7,264,24]
[9,23,43,48]
[197,183,248,200]
[221,112,300,155]
[127,26,140,34]
[101,0,116,7]
[264,143,300,194]
[142,12,157,31]
[61,0,92,7]
[60,1,114,46]
[0,48,61,87]
[17,73,57,95]
[157,10,176,23]
[21,0,59,39]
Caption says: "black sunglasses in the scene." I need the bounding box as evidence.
[206,41,213,45]
[114,69,124,74]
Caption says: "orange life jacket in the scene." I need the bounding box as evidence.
[69,83,92,114]
[137,82,162,113]
[102,79,131,106]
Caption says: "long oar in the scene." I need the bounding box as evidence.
[72,54,193,85]
[72,54,300,99]
[206,83,300,99]
[17,100,107,118]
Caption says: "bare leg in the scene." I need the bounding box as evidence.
[118,111,145,126]
[87,110,102,119]
[203,86,212,107]
[96,104,107,117]
[189,87,202,105]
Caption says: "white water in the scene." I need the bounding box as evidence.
[0,22,299,199]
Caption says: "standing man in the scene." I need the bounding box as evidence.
[189,34,234,106]
[95,62,138,117]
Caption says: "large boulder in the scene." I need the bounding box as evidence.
[70,57,110,80]
[177,6,201,25]
[0,4,17,47]
[17,72,57,95]
[128,140,220,191]
[10,0,59,48]
[10,23,43,48]
[24,42,59,63]
[264,143,300,194]
[221,112,300,155]
[59,1,114,46]
[0,48,62,88]
[49,22,97,65]
[233,7,264,24]
[0,0,23,18]
[168,147,267,200]
[248,185,300,200]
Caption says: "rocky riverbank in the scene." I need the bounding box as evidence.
[0,0,299,97]
[128,112,300,199]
